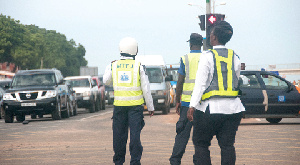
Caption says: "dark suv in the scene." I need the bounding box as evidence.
[3,69,70,123]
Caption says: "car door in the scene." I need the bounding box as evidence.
[239,73,266,114]
[259,73,300,115]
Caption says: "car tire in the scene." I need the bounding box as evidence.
[96,97,101,112]
[62,101,70,118]
[89,99,96,113]
[16,114,25,122]
[31,114,37,119]
[73,102,78,116]
[266,118,282,124]
[101,98,106,110]
[52,100,62,120]
[0,106,4,119]
[38,114,43,118]
[4,109,14,123]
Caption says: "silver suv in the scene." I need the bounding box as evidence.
[64,76,99,113]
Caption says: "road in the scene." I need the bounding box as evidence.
[0,106,299,165]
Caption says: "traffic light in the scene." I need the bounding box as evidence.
[205,14,225,50]
[198,15,205,31]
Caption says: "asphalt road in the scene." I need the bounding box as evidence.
[0,106,299,165]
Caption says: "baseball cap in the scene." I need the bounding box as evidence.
[187,33,203,45]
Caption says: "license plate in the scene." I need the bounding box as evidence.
[21,103,36,106]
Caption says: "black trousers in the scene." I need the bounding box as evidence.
[113,105,145,165]
[170,106,193,165]
[192,107,242,165]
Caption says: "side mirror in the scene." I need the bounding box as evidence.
[165,75,173,81]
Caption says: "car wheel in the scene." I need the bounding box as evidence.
[73,102,78,116]
[16,114,25,122]
[0,106,4,119]
[89,100,96,113]
[52,100,62,120]
[38,114,43,118]
[31,114,37,119]
[69,101,74,116]
[102,98,106,110]
[62,101,70,118]
[4,109,14,123]
[266,118,282,124]
[96,97,101,112]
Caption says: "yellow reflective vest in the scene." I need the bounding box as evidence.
[181,53,201,102]
[201,49,239,101]
[112,59,144,106]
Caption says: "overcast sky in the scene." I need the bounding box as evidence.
[1,0,300,81]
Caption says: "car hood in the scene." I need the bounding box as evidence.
[73,87,91,94]
[6,86,56,92]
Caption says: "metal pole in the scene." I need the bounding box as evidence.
[206,0,211,14]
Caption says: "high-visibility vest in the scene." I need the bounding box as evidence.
[201,49,239,101]
[112,59,144,106]
[181,53,201,102]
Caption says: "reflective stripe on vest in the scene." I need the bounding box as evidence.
[181,53,201,102]
[201,49,239,101]
[112,59,144,106]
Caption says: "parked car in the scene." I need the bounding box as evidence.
[0,79,12,89]
[105,85,114,105]
[2,69,70,123]
[239,70,300,123]
[92,76,105,110]
[64,80,78,116]
[0,88,5,119]
[64,76,98,113]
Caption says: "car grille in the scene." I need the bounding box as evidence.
[19,92,38,100]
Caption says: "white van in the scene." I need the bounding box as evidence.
[136,55,173,114]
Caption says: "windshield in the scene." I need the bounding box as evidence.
[12,73,56,87]
[167,69,178,81]
[146,68,163,83]
[68,79,90,87]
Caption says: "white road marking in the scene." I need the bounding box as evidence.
[78,111,113,121]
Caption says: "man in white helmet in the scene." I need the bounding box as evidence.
[103,37,154,165]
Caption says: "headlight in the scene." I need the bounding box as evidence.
[83,91,91,97]
[3,93,17,101]
[45,90,57,98]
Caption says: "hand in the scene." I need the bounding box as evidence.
[148,111,154,117]
[187,107,195,121]
[175,103,181,115]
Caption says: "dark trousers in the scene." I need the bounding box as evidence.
[192,107,242,165]
[170,106,193,165]
[113,105,145,165]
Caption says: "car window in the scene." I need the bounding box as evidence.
[260,74,288,90]
[239,75,261,89]
[146,68,163,83]
[69,79,90,87]
[12,73,56,86]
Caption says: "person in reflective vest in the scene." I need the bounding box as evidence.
[170,33,203,165]
[103,37,154,165]
[188,21,245,165]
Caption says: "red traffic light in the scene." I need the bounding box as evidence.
[208,15,216,24]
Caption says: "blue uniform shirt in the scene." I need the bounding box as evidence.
[178,50,201,107]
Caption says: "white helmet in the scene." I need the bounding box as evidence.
[119,37,138,56]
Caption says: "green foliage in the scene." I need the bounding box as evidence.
[0,14,87,76]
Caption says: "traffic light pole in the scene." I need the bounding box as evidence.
[206,0,211,14]
[204,0,211,50]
